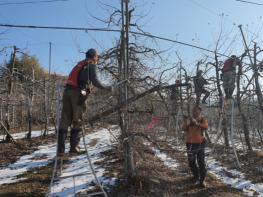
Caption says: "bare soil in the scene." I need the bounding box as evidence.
[85,139,246,197]
[0,134,56,166]
[211,144,263,184]
[0,128,258,197]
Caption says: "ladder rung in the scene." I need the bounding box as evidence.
[87,191,105,197]
[54,171,92,180]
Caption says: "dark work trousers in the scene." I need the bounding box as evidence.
[60,87,86,131]
[186,141,207,183]
[57,86,87,154]
[222,70,236,99]
[196,88,210,105]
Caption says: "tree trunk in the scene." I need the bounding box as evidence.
[27,69,34,139]
[253,43,263,115]
[236,56,252,151]
[214,54,229,147]
[27,93,32,139]
[43,80,48,136]
[5,46,16,140]
[119,1,135,177]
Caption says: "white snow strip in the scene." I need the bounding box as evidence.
[49,126,120,197]
[0,127,55,140]
[0,125,119,197]
[151,147,179,169]
[0,143,56,185]
[206,149,263,197]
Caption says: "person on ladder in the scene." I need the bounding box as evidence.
[182,106,208,188]
[170,79,180,115]
[57,48,111,155]
[193,70,210,105]
[222,55,242,99]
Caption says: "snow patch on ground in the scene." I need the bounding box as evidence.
[0,126,119,197]
[0,143,56,185]
[48,126,120,197]
[0,128,55,140]
[152,147,179,169]
[206,148,263,197]
[164,138,263,196]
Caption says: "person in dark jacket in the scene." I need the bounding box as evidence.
[193,70,210,105]
[57,48,111,155]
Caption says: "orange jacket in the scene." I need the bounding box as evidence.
[182,117,208,144]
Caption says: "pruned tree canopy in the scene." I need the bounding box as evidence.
[2,53,47,82]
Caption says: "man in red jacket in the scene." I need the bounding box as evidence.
[222,55,242,99]
[57,49,111,155]
[182,106,208,188]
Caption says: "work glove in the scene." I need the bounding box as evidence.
[78,89,88,105]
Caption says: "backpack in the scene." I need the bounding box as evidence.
[66,59,91,88]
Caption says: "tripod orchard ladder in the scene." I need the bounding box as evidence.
[212,98,241,168]
[229,98,241,168]
[175,107,182,145]
[46,84,63,197]
[46,85,108,197]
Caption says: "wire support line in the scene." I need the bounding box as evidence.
[0,0,73,6]
[0,23,231,58]
[235,0,263,6]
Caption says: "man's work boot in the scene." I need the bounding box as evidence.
[57,128,67,156]
[202,91,210,104]
[229,87,235,99]
[198,174,206,188]
[198,181,206,188]
[201,99,208,104]
[224,88,230,99]
[190,175,199,184]
[69,128,81,154]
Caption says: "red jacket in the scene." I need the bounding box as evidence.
[66,59,91,88]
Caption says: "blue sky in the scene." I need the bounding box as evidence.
[0,0,263,75]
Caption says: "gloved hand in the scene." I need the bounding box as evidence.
[81,90,87,96]
[190,118,199,126]
[78,89,88,105]
[190,118,198,126]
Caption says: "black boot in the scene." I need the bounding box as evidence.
[229,87,235,99]
[57,128,67,156]
[202,91,210,104]
[224,88,230,99]
[198,176,206,188]
[69,128,81,154]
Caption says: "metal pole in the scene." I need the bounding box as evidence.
[49,42,52,80]
[47,42,52,130]
[238,25,253,66]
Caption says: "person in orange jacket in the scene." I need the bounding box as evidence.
[182,106,208,188]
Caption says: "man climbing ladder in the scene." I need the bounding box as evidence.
[222,55,242,99]
[193,70,210,105]
[57,48,111,155]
